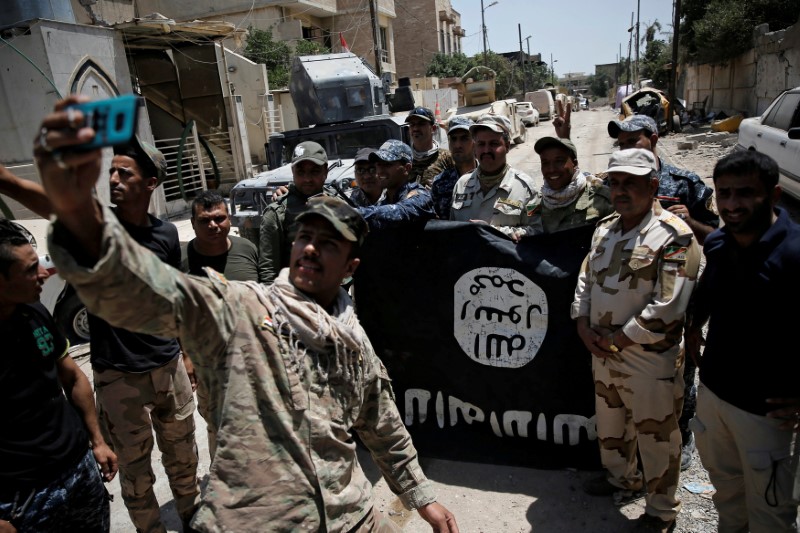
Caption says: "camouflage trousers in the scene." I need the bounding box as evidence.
[592,360,684,521]
[0,449,110,532]
[349,506,403,532]
[94,356,200,533]
[693,382,799,533]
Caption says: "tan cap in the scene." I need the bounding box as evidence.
[605,148,658,176]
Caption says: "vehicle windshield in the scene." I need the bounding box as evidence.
[282,126,401,162]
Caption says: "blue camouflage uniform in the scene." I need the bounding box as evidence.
[357,181,435,231]
[430,166,464,220]
[357,140,436,231]
[656,158,719,231]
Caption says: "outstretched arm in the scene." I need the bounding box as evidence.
[56,354,118,482]
[0,164,52,218]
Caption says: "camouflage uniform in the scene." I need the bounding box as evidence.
[357,181,435,231]
[571,202,701,522]
[0,450,110,532]
[526,173,614,234]
[450,165,539,240]
[258,184,312,284]
[49,205,437,532]
[656,158,719,231]
[430,166,467,220]
[94,355,199,532]
[411,148,455,188]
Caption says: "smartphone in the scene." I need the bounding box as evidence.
[67,94,139,151]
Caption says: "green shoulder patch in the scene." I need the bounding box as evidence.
[663,245,688,262]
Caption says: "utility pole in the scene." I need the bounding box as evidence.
[668,0,681,132]
[626,12,634,89]
[369,0,382,76]
[481,0,498,66]
[635,0,640,87]
[518,24,525,95]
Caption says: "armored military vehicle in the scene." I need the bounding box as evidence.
[229,52,414,242]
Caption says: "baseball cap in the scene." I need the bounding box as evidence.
[354,147,376,163]
[447,116,474,133]
[405,107,435,124]
[534,136,578,160]
[470,114,512,137]
[608,115,658,138]
[370,139,412,163]
[291,141,328,167]
[113,136,168,186]
[296,196,369,245]
[605,148,658,176]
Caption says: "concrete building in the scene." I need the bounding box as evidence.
[558,72,590,95]
[0,1,250,219]
[392,0,464,81]
[135,0,401,83]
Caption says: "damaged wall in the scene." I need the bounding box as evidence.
[682,22,800,118]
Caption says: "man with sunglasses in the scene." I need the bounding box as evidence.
[348,147,384,207]
[356,140,435,231]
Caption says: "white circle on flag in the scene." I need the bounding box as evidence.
[453,267,548,368]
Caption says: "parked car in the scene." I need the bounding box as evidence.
[11,220,90,345]
[514,102,540,127]
[525,89,555,121]
[579,97,589,110]
[736,86,800,201]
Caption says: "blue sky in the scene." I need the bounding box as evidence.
[450,0,676,77]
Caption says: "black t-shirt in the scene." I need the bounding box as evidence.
[182,236,261,282]
[0,302,88,491]
[89,211,181,372]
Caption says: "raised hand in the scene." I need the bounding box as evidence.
[33,95,102,217]
[552,98,572,139]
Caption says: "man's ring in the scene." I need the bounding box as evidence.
[39,127,53,153]
[679,213,686,220]
[52,151,69,170]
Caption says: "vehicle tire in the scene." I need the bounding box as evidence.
[672,115,683,133]
[54,292,91,345]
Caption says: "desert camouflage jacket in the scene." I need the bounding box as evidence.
[49,205,436,532]
[571,201,701,378]
[450,166,539,240]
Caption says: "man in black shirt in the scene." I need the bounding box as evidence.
[0,219,117,531]
[89,137,200,532]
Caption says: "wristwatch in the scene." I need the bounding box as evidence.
[607,334,620,353]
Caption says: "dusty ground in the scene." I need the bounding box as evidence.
[88,110,795,533]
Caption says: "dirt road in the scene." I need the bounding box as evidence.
[102,106,777,533]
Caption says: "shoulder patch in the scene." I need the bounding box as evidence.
[204,267,229,286]
[497,197,523,209]
[663,245,688,262]
[526,199,541,216]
